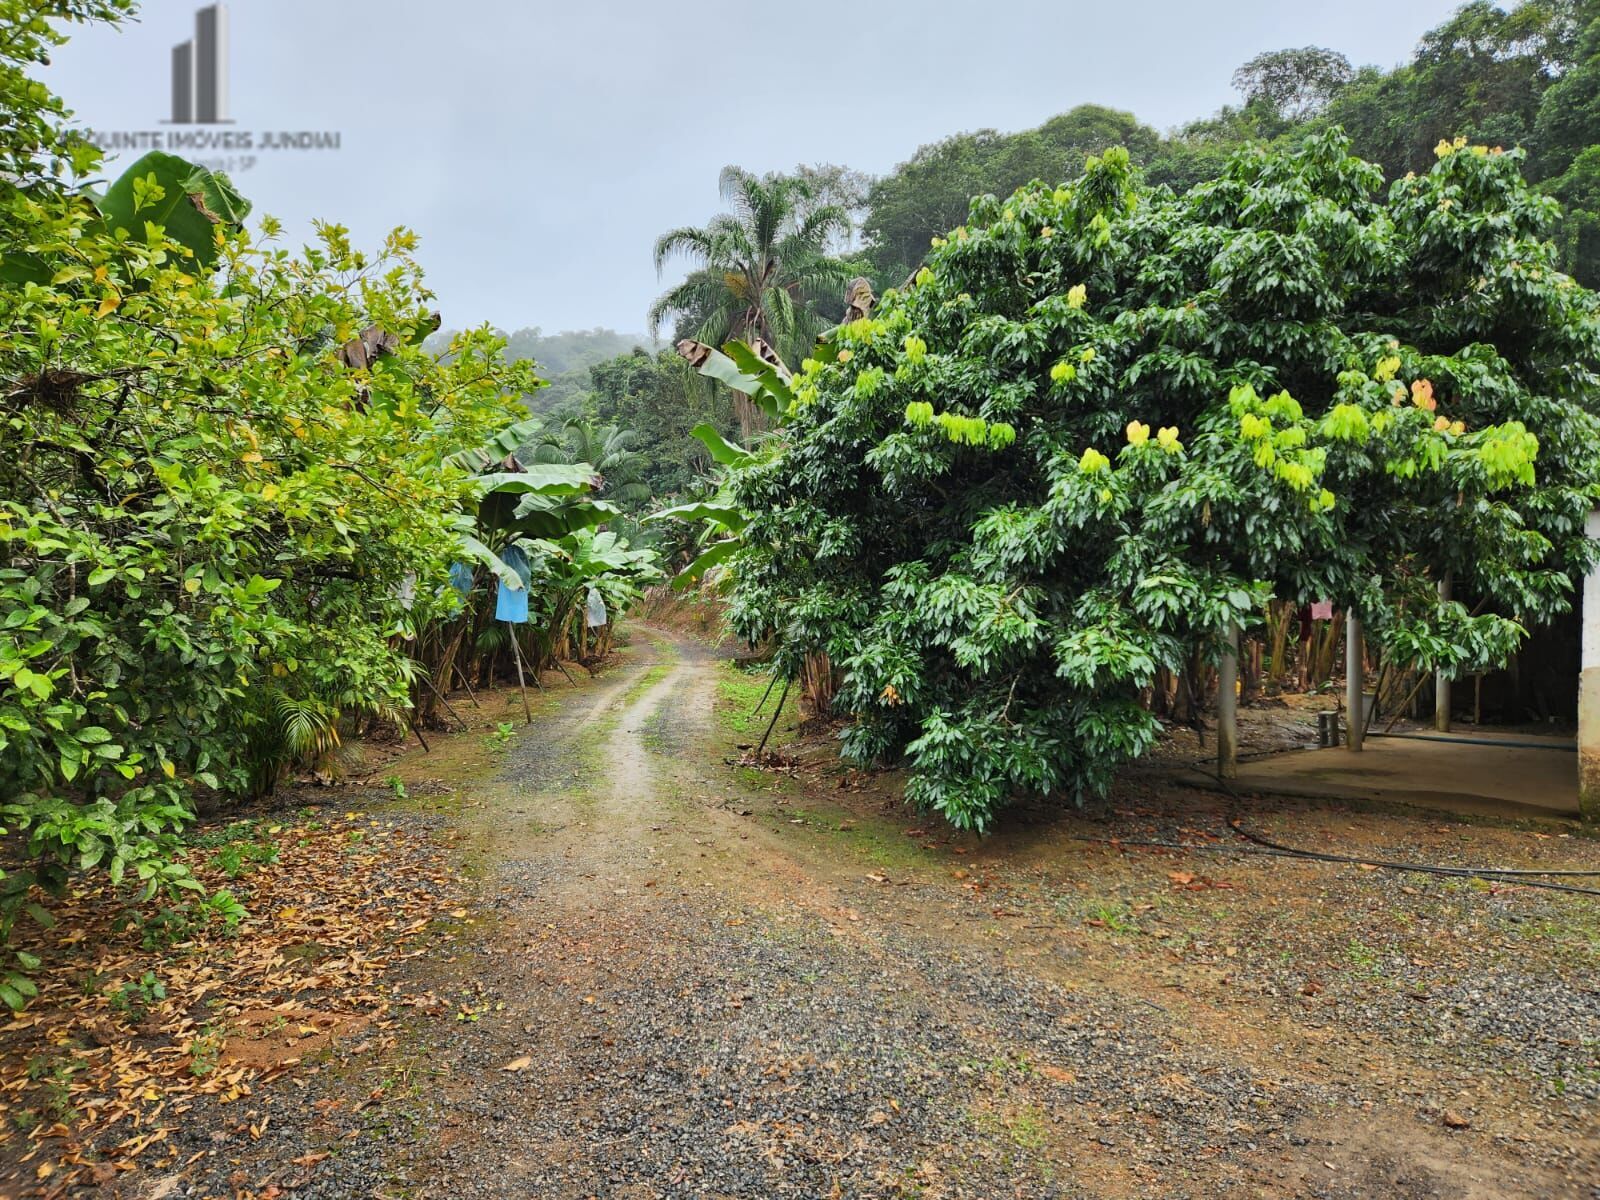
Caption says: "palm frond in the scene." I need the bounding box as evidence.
[790,203,852,254]
[272,693,340,758]
[653,225,717,275]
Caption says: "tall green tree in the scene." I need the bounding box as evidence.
[1533,3,1600,178]
[586,348,734,500]
[715,135,1600,832]
[0,1,550,1004]
[649,167,850,375]
[1546,145,1600,285]
[1321,0,1582,179]
[862,105,1161,281]
[1231,47,1355,119]
[1144,100,1295,192]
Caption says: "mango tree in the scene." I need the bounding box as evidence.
[711,132,1600,831]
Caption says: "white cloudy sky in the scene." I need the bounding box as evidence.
[39,0,1465,336]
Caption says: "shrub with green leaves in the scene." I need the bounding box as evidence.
[0,2,538,998]
[723,132,1600,831]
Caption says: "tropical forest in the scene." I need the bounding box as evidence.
[3,0,1600,1195]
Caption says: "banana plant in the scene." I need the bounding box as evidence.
[648,339,793,589]
[447,411,614,588]
[528,528,662,656]
[3,151,250,284]
[96,152,250,269]
[417,415,663,711]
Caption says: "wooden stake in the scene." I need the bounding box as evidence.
[1217,623,1239,779]
[757,679,791,758]
[507,622,534,724]
[750,670,780,718]
[451,659,482,709]
[422,674,468,731]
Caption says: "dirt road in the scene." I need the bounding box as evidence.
[167,626,1600,1199]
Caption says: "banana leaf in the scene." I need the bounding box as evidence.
[723,341,795,413]
[504,496,620,540]
[457,532,528,592]
[672,538,740,590]
[448,416,546,472]
[97,152,249,269]
[469,465,599,498]
[648,500,747,533]
[690,423,754,468]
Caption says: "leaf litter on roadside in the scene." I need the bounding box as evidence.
[0,804,467,1195]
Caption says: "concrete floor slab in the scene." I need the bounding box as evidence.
[1178,734,1580,819]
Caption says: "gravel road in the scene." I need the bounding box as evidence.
[159,628,1600,1200]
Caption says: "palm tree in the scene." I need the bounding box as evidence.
[531,419,650,508]
[650,166,851,389]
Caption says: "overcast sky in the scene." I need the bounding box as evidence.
[40,0,1465,337]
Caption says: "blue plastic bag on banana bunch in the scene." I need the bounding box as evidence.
[494,544,532,624]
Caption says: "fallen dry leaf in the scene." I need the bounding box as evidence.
[0,805,465,1188]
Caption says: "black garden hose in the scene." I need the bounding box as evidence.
[1114,764,1600,897]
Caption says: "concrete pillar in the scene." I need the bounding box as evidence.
[1580,512,1600,821]
[1218,624,1239,778]
[1346,610,1364,752]
[1435,574,1452,733]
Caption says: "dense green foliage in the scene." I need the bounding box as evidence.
[858,0,1600,286]
[578,350,733,503]
[1321,0,1581,178]
[713,135,1600,831]
[1,171,531,922]
[0,3,659,1007]
[863,106,1161,283]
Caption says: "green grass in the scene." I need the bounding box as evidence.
[1053,894,1155,934]
[1344,938,1385,976]
[970,1100,1052,1160]
[757,796,940,871]
[717,661,798,743]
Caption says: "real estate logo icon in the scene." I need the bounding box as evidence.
[86,1,340,170]
[169,4,229,125]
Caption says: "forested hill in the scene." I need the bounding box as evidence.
[418,0,1600,554]
[425,326,660,411]
[862,0,1600,284]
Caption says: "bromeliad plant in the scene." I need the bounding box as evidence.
[714,132,1600,831]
